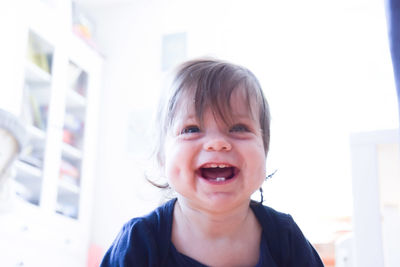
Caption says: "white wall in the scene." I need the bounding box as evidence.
[86,0,399,252]
[0,2,27,115]
[87,1,165,248]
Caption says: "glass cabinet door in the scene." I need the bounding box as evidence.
[56,61,88,219]
[15,30,54,206]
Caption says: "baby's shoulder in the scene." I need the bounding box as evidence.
[251,202,294,230]
[252,203,325,266]
[121,215,154,235]
[100,200,176,267]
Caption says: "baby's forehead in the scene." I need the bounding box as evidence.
[173,91,259,123]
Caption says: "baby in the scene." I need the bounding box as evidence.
[100,58,324,266]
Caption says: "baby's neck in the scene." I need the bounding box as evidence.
[173,197,255,239]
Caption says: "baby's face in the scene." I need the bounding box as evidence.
[163,90,266,212]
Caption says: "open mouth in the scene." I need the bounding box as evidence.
[197,163,239,183]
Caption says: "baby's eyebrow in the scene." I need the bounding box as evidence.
[232,114,251,118]
[182,114,197,121]
[173,114,197,125]
[231,114,256,121]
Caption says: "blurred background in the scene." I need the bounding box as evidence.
[0,0,399,266]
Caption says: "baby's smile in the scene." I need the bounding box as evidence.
[196,163,240,183]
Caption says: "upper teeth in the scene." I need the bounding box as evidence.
[208,164,229,168]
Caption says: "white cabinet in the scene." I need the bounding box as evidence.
[350,129,400,267]
[0,1,103,266]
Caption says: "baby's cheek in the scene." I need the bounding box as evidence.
[165,161,183,185]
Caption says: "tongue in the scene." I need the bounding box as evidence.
[201,167,234,179]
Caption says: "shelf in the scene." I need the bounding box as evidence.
[68,61,88,98]
[58,179,80,194]
[27,29,54,55]
[9,182,42,216]
[29,86,52,105]
[25,60,52,85]
[62,143,83,160]
[27,125,47,140]
[66,89,86,108]
[13,162,43,206]
[26,30,53,75]
[56,190,80,220]
[18,135,46,169]
[15,160,43,178]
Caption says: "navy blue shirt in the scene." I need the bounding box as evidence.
[100,199,324,267]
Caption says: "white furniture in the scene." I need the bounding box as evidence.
[335,233,354,267]
[0,1,103,266]
[350,129,400,267]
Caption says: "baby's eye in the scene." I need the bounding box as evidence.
[180,125,200,135]
[230,124,249,132]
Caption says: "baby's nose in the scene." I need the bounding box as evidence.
[203,136,232,151]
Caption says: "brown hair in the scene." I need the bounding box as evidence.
[151,58,271,188]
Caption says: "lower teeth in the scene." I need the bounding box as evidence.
[215,177,225,182]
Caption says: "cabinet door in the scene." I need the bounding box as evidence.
[56,61,88,220]
[15,30,55,209]
[55,37,102,224]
